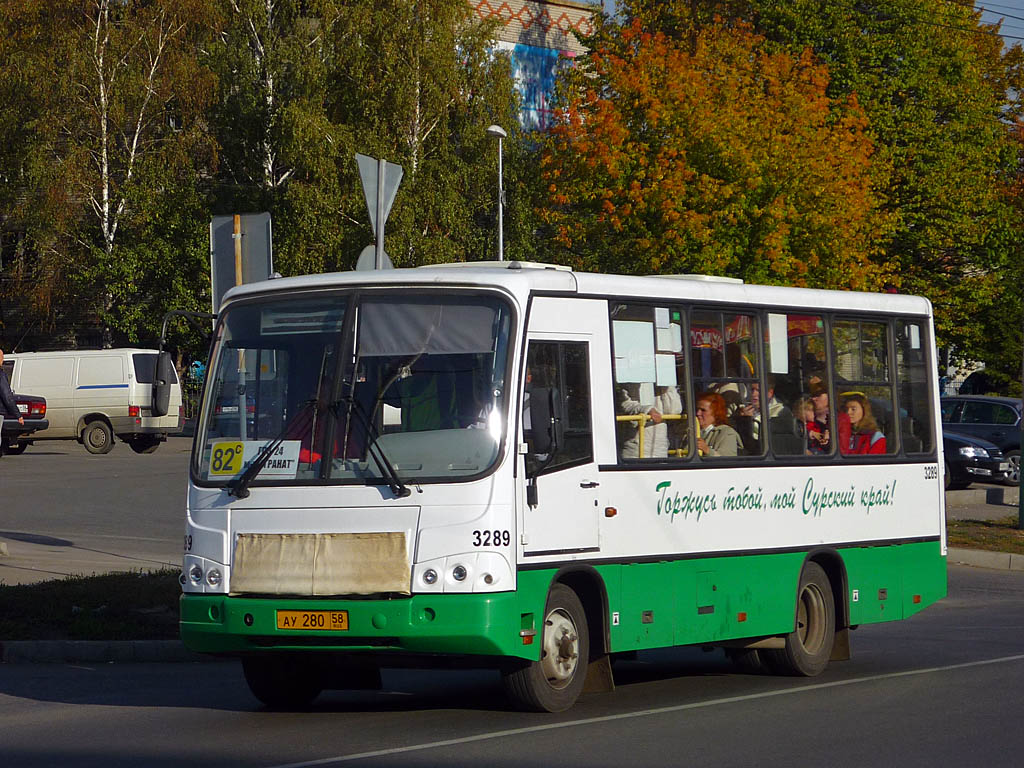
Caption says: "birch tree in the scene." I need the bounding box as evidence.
[0,0,219,346]
[207,0,522,275]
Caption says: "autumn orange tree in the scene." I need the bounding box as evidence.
[727,0,1024,363]
[539,19,896,290]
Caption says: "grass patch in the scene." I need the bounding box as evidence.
[947,516,1024,555]
[0,569,180,641]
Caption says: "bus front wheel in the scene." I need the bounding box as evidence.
[242,655,323,709]
[764,562,835,677]
[502,583,589,712]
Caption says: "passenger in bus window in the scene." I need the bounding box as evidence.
[808,383,832,451]
[695,392,743,457]
[798,396,827,454]
[734,377,793,454]
[841,393,886,454]
[619,383,681,458]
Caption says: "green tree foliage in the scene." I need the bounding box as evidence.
[968,120,1024,396]
[207,0,522,275]
[0,0,220,349]
[657,0,1024,357]
[1,0,524,355]
[540,18,895,289]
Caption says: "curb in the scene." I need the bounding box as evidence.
[0,640,214,664]
[946,486,1020,508]
[947,547,1024,572]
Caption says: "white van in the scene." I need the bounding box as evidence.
[2,348,182,454]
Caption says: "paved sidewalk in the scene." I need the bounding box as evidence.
[945,485,1020,521]
[0,532,179,586]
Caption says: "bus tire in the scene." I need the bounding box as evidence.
[764,562,835,677]
[502,583,589,712]
[242,656,323,709]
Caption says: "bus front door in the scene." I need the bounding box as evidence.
[521,339,601,558]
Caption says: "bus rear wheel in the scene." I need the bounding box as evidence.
[242,655,323,709]
[764,562,835,677]
[502,583,589,712]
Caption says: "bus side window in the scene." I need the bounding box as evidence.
[523,341,593,474]
[690,309,758,458]
[610,304,687,461]
[896,320,933,454]
[763,313,827,457]
[832,319,896,455]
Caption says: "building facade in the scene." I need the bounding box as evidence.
[471,0,598,130]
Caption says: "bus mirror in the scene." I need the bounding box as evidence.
[152,351,174,417]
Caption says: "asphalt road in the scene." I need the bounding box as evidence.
[0,436,192,585]
[0,564,1022,767]
[3,444,1024,765]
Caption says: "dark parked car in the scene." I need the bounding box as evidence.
[943,430,1008,490]
[940,395,1022,486]
[1,392,49,456]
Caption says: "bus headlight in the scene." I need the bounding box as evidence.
[414,553,512,593]
[189,564,204,585]
[206,568,222,587]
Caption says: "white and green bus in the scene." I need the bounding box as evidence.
[176,262,946,712]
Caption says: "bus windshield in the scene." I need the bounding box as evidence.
[195,291,513,487]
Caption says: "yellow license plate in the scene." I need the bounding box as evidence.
[276,610,349,631]
[209,441,245,476]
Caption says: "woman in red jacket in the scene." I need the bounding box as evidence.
[841,393,886,455]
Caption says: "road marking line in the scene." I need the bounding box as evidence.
[265,653,1024,768]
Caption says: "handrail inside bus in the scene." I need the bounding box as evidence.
[615,413,697,458]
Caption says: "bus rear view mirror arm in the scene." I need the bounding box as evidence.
[528,386,564,457]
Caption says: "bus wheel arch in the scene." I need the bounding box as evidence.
[552,565,611,659]
[805,548,850,632]
[503,575,601,712]
[764,558,837,676]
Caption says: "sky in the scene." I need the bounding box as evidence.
[978,1,1024,48]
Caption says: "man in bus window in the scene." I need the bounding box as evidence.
[734,376,792,454]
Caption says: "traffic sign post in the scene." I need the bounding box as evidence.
[355,153,403,270]
[210,213,273,312]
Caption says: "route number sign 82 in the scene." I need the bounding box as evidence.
[209,441,244,476]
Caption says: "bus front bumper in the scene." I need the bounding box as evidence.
[180,591,538,661]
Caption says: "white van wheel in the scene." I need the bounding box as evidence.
[83,420,114,454]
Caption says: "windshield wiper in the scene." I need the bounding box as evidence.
[226,398,316,499]
[335,395,411,498]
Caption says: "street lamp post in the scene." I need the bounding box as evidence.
[486,124,507,261]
